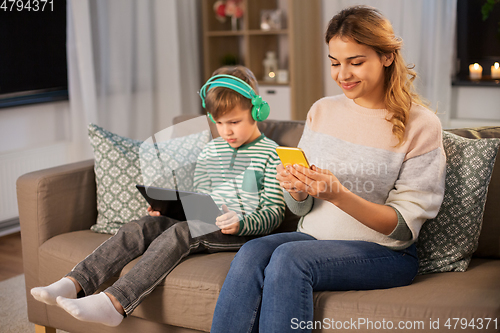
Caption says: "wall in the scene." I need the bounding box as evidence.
[0,101,72,223]
[0,101,70,154]
[449,86,500,128]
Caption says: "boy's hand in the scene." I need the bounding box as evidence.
[147,206,161,217]
[216,205,240,235]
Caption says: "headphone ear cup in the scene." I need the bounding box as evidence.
[253,101,270,121]
[207,113,216,123]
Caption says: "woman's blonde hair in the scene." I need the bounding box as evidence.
[204,66,259,121]
[325,5,425,145]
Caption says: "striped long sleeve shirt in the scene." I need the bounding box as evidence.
[194,134,285,236]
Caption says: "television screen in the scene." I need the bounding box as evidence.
[0,0,68,108]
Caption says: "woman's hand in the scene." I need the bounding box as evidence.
[216,205,240,234]
[284,164,399,235]
[276,163,301,192]
[147,206,161,217]
[285,164,344,204]
[276,163,309,201]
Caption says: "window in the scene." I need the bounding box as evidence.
[455,0,500,86]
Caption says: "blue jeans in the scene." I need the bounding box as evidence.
[210,232,418,333]
[66,215,253,315]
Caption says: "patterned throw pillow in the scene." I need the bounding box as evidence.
[88,124,211,234]
[416,131,500,274]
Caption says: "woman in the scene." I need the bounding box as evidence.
[210,5,446,333]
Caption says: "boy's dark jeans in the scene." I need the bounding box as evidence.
[66,215,253,315]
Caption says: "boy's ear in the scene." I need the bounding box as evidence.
[383,53,395,67]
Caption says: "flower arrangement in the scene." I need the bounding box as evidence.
[214,0,244,23]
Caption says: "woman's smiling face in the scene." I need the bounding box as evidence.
[328,37,394,109]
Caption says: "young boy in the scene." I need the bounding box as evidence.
[30,66,285,327]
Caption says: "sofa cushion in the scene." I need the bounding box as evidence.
[313,259,500,331]
[448,127,500,258]
[88,124,210,234]
[38,230,233,332]
[38,230,500,332]
[416,131,500,274]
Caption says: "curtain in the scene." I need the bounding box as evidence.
[322,0,457,126]
[66,0,202,162]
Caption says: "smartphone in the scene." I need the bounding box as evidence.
[275,146,310,168]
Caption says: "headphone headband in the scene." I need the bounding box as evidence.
[199,74,255,106]
[199,74,270,123]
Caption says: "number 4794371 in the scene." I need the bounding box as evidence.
[444,318,498,330]
[1,0,54,12]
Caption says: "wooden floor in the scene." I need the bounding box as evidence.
[0,232,24,281]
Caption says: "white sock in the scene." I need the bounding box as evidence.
[56,292,124,327]
[31,277,77,306]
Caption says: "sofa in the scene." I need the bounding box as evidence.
[17,116,500,333]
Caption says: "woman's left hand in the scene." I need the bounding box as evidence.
[216,205,240,234]
[286,164,344,203]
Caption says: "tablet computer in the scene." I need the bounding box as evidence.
[136,185,222,225]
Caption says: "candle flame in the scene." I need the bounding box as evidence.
[473,63,480,70]
[495,62,499,69]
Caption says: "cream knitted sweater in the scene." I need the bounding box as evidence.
[287,94,446,250]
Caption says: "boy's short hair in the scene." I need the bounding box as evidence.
[204,66,259,121]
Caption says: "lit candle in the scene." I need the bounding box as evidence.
[492,62,500,79]
[469,63,483,80]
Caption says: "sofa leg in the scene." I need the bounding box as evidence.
[35,325,56,333]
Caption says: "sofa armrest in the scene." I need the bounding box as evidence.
[17,158,97,325]
[17,158,97,245]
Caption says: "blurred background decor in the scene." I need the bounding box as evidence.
[482,0,500,39]
[213,0,244,30]
[260,9,284,30]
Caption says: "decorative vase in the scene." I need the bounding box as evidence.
[231,16,239,31]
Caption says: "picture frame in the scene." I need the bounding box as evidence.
[260,9,284,30]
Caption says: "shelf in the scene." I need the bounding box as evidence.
[202,0,324,120]
[258,81,289,86]
[206,30,245,37]
[452,75,500,87]
[247,29,288,35]
[206,29,289,37]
